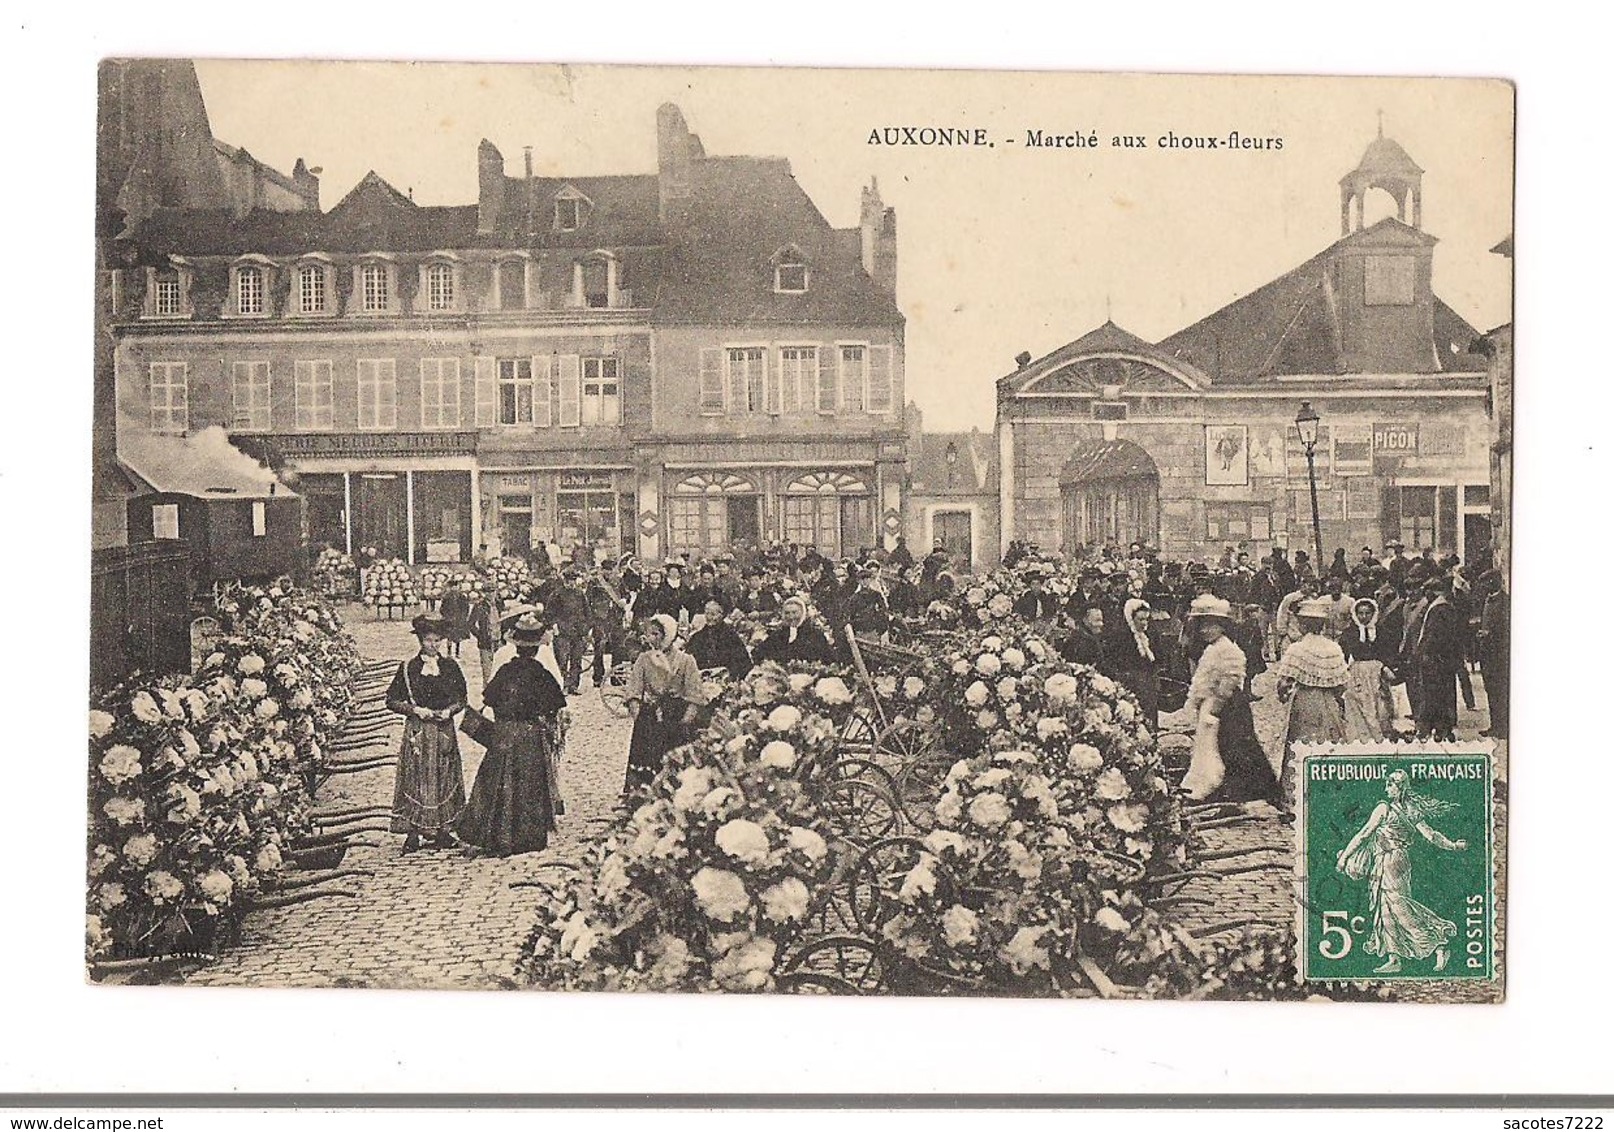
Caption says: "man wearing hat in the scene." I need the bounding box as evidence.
[536,567,590,695]
[1013,566,1060,624]
[1181,595,1280,806]
[846,562,892,640]
[1411,573,1464,740]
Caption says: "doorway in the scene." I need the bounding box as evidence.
[353,473,407,560]
[727,495,760,548]
[933,510,973,569]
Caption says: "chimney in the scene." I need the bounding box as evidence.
[657,103,702,224]
[860,179,897,295]
[523,146,535,237]
[477,139,506,235]
[292,158,320,211]
[876,205,898,295]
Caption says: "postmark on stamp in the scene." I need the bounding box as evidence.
[1294,742,1496,983]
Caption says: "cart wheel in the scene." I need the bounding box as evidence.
[840,708,879,750]
[873,719,944,770]
[598,663,632,718]
[846,836,936,935]
[814,775,902,845]
[780,935,888,994]
[891,753,961,833]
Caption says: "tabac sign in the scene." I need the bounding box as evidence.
[1372,423,1420,455]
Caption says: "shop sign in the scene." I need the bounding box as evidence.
[273,432,478,456]
[1332,424,1374,476]
[559,471,616,490]
[1372,422,1420,454]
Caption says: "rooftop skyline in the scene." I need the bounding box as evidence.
[192,61,1513,430]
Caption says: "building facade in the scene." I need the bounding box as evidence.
[997,133,1496,566]
[903,403,999,574]
[109,103,906,567]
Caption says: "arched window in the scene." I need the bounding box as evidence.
[425,261,455,311]
[235,264,264,315]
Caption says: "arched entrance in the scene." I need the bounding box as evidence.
[1059,439,1160,552]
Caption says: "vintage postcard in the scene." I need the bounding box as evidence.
[87,61,1513,1002]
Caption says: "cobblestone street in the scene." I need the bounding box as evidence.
[186,612,633,990]
[185,610,1497,992]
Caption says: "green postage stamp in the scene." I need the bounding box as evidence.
[1295,743,1496,983]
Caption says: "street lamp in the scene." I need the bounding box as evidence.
[1295,401,1325,574]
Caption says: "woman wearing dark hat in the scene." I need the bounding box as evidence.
[386,613,469,854]
[623,613,708,798]
[456,613,567,857]
[1181,596,1281,807]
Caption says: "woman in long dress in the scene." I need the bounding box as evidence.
[1336,769,1467,974]
[1274,600,1349,745]
[1180,595,1282,805]
[456,613,568,857]
[623,613,709,799]
[1340,596,1395,741]
[386,614,469,854]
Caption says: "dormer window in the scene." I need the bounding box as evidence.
[572,251,617,309]
[296,262,328,315]
[772,246,810,294]
[553,186,592,232]
[154,275,182,316]
[142,259,193,320]
[361,263,389,311]
[426,262,455,310]
[236,265,265,315]
[352,255,398,315]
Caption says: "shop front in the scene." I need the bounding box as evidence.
[477,466,634,566]
[781,470,875,560]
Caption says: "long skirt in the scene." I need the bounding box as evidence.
[1362,843,1458,961]
[456,720,556,856]
[624,704,691,796]
[1183,694,1279,804]
[1279,685,1347,807]
[1343,660,1392,742]
[390,718,467,835]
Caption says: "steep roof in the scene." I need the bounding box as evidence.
[908,430,995,493]
[1157,218,1485,379]
[653,156,902,326]
[487,174,663,248]
[1343,135,1424,181]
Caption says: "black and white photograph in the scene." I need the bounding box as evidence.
[82,59,1515,1006]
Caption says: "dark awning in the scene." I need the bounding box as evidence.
[1058,438,1159,486]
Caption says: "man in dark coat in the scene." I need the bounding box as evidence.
[539,569,591,695]
[807,560,845,630]
[884,564,921,620]
[739,566,782,615]
[1411,576,1464,740]
[1013,570,1061,624]
[845,565,892,640]
[1476,571,1510,739]
[713,558,746,612]
[887,536,915,572]
[438,579,472,658]
[584,566,630,688]
[686,600,754,681]
[1057,603,1107,668]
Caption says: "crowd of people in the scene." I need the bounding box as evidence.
[378,532,1508,855]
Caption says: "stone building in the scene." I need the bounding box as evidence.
[108,103,904,567]
[903,403,998,574]
[997,132,1496,565]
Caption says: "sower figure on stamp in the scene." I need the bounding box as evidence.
[1337,769,1467,974]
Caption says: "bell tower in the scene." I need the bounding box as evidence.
[1339,115,1425,235]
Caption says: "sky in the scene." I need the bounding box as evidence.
[195,62,1514,431]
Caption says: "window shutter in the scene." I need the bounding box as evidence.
[1437,485,1459,555]
[699,347,725,414]
[868,345,893,412]
[558,354,582,427]
[533,355,554,428]
[765,348,782,415]
[474,356,496,426]
[1379,483,1402,546]
[817,348,837,413]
